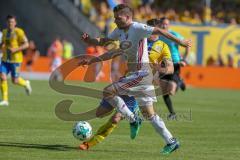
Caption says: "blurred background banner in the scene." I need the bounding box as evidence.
[171,25,240,67]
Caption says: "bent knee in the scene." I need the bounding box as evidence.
[140,110,154,120]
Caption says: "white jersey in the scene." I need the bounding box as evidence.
[108,22,154,73]
[108,22,157,106]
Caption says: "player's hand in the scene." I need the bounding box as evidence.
[180,39,192,48]
[81,33,90,43]
[8,48,18,53]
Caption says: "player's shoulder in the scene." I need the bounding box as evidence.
[2,28,8,34]
[132,21,147,28]
[154,39,166,47]
[15,27,25,33]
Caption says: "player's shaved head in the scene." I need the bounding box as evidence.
[113,4,133,17]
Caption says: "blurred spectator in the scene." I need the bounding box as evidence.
[191,13,202,25]
[72,0,240,32]
[24,40,40,72]
[230,18,237,25]
[206,55,216,66]
[227,54,234,68]
[180,10,192,23]
[85,45,106,81]
[62,39,74,60]
[48,37,63,80]
[217,54,224,67]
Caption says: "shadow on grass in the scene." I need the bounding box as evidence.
[0,142,78,151]
[0,142,136,153]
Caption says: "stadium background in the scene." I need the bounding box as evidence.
[1,0,240,89]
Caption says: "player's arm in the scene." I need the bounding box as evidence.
[79,48,123,66]
[152,27,191,48]
[81,33,114,46]
[183,45,190,60]
[11,40,29,53]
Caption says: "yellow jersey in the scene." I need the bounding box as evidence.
[148,39,172,64]
[1,27,28,63]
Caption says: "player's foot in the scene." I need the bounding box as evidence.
[130,117,142,139]
[0,100,9,106]
[79,142,89,150]
[167,113,177,120]
[25,80,32,95]
[161,138,180,155]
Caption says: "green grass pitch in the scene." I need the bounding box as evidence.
[0,80,239,160]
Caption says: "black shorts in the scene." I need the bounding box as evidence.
[159,63,181,83]
[173,63,182,83]
[160,74,173,81]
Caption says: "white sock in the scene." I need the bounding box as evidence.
[150,114,174,144]
[106,95,136,123]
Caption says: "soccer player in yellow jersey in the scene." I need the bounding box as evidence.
[147,19,182,120]
[0,15,32,106]
[146,19,174,81]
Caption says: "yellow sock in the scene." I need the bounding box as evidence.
[87,119,117,147]
[17,77,27,87]
[87,135,105,147]
[1,80,8,101]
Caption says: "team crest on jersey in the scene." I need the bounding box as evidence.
[120,40,132,50]
[155,45,162,52]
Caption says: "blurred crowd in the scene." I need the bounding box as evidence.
[22,38,74,72]
[73,0,240,34]
[206,53,237,68]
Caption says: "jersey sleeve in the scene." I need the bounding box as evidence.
[134,23,154,38]
[1,30,6,44]
[107,28,120,40]
[17,29,28,44]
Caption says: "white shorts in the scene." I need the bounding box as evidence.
[112,70,157,106]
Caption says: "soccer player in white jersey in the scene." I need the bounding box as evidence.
[79,4,191,155]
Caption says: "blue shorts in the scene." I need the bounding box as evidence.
[0,62,21,78]
[100,95,138,112]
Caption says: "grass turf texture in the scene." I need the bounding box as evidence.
[0,80,239,160]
